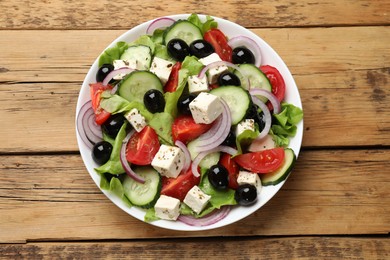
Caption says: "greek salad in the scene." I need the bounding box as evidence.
[77,14,303,227]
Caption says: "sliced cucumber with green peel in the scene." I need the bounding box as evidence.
[120,45,152,70]
[209,85,252,125]
[163,20,203,45]
[118,71,163,103]
[123,166,161,208]
[261,148,296,186]
[235,64,272,102]
[187,139,220,169]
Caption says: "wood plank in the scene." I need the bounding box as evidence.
[1,237,389,259]
[1,27,389,82]
[0,150,389,243]
[0,0,389,29]
[1,27,389,152]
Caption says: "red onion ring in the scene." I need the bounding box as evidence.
[76,100,103,149]
[120,130,146,183]
[102,67,134,86]
[228,36,262,67]
[194,99,231,152]
[146,17,175,35]
[191,146,238,177]
[86,112,103,139]
[197,115,223,142]
[197,61,250,88]
[251,96,272,140]
[175,140,191,172]
[249,89,281,114]
[178,206,231,226]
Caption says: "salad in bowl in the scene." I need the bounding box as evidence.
[76,14,303,231]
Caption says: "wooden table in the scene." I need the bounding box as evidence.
[1,1,389,258]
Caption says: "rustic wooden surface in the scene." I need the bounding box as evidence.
[0,0,389,258]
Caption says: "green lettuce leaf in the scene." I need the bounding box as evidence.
[98,41,128,67]
[129,35,155,54]
[95,122,127,175]
[100,93,153,121]
[187,13,218,34]
[270,102,303,147]
[163,56,204,118]
[151,29,165,45]
[181,55,204,76]
[148,112,174,145]
[235,127,260,155]
[199,168,237,209]
[144,207,159,222]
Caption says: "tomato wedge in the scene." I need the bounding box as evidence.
[260,65,286,110]
[234,148,285,174]
[161,166,200,201]
[164,62,181,93]
[172,115,213,144]
[204,29,232,62]
[89,82,112,125]
[219,153,239,189]
[126,126,160,165]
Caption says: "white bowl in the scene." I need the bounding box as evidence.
[76,14,303,231]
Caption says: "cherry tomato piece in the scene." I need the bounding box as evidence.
[161,166,200,201]
[204,29,233,62]
[234,148,285,174]
[126,126,160,165]
[172,115,213,144]
[89,82,112,125]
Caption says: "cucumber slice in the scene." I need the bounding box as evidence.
[261,148,296,186]
[118,71,163,103]
[209,85,252,125]
[163,20,203,46]
[187,139,220,169]
[120,45,152,70]
[123,166,162,208]
[235,64,272,102]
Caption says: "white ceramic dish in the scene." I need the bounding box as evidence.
[76,14,303,231]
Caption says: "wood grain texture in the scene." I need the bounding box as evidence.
[1,150,389,243]
[1,237,389,259]
[0,0,389,30]
[0,27,389,152]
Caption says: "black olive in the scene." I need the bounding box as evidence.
[232,47,255,64]
[167,39,190,61]
[144,89,165,113]
[102,114,126,138]
[96,64,114,82]
[235,184,257,206]
[177,93,197,115]
[217,71,241,86]
[92,141,113,165]
[246,105,266,132]
[189,39,215,58]
[222,129,236,147]
[208,165,229,190]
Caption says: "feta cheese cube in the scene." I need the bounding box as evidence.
[188,75,209,94]
[183,186,211,214]
[198,53,228,84]
[151,145,184,178]
[124,108,147,132]
[189,92,223,124]
[149,57,174,85]
[237,171,262,192]
[235,119,256,137]
[113,59,136,80]
[154,195,181,220]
